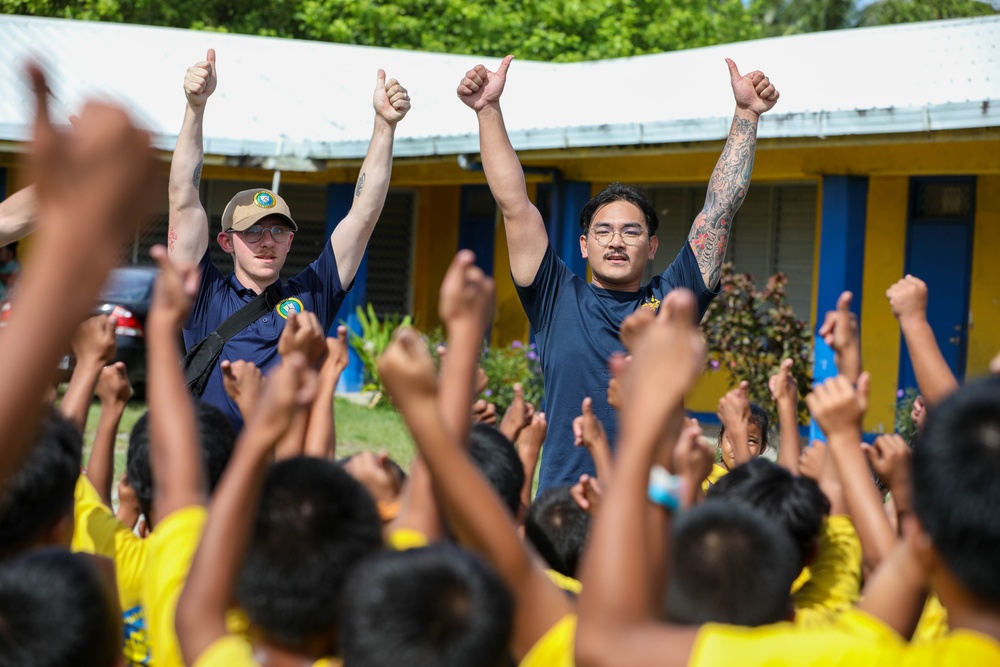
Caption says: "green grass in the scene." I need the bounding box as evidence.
[81,396,416,484]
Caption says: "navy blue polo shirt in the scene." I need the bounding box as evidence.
[515,242,718,493]
[183,239,347,431]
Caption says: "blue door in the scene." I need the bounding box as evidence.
[898,178,975,389]
[458,185,496,276]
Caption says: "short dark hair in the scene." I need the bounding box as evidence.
[0,412,80,560]
[716,402,771,455]
[340,544,514,667]
[0,548,120,667]
[524,486,590,578]
[913,377,1000,606]
[579,182,659,236]
[126,400,236,521]
[666,500,798,627]
[237,457,383,649]
[468,424,524,518]
[706,459,828,568]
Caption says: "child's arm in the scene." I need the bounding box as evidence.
[221,360,263,423]
[856,520,929,639]
[818,291,862,383]
[516,411,546,512]
[303,326,350,460]
[87,362,132,506]
[0,184,35,247]
[273,310,326,460]
[769,358,801,473]
[573,397,614,482]
[864,434,913,535]
[807,374,896,570]
[382,327,574,661]
[673,420,713,509]
[576,291,705,667]
[177,354,316,665]
[0,65,157,486]
[147,245,205,526]
[499,383,534,443]
[717,381,753,465]
[61,314,117,432]
[887,275,958,406]
[800,441,848,516]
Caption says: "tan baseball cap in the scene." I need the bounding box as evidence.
[221,189,298,232]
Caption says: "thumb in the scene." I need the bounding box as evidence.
[837,290,853,314]
[513,382,523,403]
[207,48,216,70]
[336,325,348,341]
[376,69,386,89]
[781,358,794,373]
[582,396,593,417]
[725,58,741,81]
[738,380,749,396]
[221,359,234,378]
[857,372,871,407]
[497,54,514,77]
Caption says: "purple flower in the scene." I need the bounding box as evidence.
[484,389,493,397]
[511,340,523,349]
[710,359,720,370]
[529,343,537,350]
[896,389,905,399]
[527,351,538,361]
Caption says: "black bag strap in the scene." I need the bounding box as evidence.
[182,283,282,397]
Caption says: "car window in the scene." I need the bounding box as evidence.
[99,270,155,302]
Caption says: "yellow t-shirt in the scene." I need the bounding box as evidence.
[193,634,340,667]
[792,515,862,628]
[701,463,729,492]
[913,593,950,643]
[690,609,1000,666]
[519,613,576,667]
[143,505,208,667]
[71,475,151,666]
[386,527,430,551]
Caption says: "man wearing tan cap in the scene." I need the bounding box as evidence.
[167,49,410,429]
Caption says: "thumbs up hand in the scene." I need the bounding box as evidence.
[184,49,217,108]
[726,58,779,117]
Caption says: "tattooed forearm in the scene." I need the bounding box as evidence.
[192,160,203,190]
[689,114,758,288]
[355,172,366,198]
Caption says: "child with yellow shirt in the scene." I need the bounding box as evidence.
[574,292,1000,667]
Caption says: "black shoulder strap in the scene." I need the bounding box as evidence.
[182,283,282,397]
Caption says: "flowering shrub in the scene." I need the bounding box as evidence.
[345,303,412,401]
[477,340,545,416]
[894,387,919,444]
[701,263,813,424]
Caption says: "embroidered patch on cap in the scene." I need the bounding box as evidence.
[254,191,276,209]
[276,297,304,319]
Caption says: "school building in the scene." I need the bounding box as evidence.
[1,15,998,431]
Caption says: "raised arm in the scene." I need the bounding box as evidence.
[457,56,548,286]
[147,245,204,525]
[576,291,705,667]
[0,65,156,486]
[167,50,215,264]
[60,314,117,432]
[769,358,802,473]
[689,59,778,289]
[886,275,959,406]
[0,185,35,246]
[330,71,410,287]
[87,362,132,506]
[177,354,316,665]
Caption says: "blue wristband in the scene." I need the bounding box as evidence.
[648,465,684,513]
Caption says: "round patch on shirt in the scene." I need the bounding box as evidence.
[254,191,276,209]
[276,297,304,319]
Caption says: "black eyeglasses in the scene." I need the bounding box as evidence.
[227,225,291,244]
[589,226,646,247]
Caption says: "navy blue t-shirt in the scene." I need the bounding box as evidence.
[183,239,348,431]
[515,243,717,493]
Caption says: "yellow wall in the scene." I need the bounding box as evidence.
[859,177,909,432]
[412,185,460,332]
[967,175,1000,379]
[685,367,733,416]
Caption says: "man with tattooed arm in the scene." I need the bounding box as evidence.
[457,56,779,491]
[168,50,410,430]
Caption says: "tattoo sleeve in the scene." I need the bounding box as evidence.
[192,160,203,190]
[355,172,366,198]
[689,114,758,289]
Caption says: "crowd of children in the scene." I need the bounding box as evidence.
[1,53,999,667]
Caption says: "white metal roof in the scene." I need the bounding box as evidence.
[0,14,997,165]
